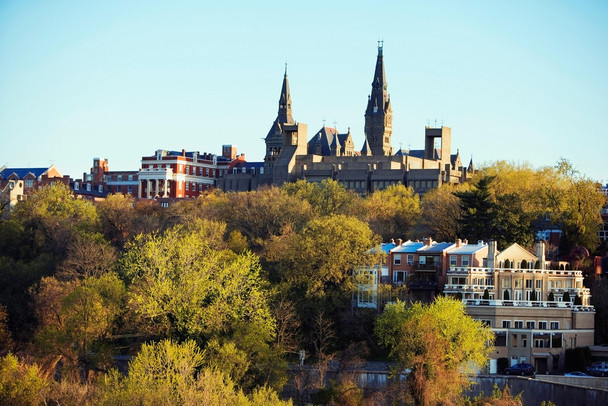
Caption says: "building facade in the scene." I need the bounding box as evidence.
[218,44,474,193]
[72,158,140,200]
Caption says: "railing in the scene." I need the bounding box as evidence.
[448,266,583,277]
[460,298,595,310]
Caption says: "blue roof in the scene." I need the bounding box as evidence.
[392,241,424,253]
[0,167,50,180]
[418,242,456,254]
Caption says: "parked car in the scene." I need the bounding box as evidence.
[587,362,608,377]
[504,363,535,376]
[564,371,591,377]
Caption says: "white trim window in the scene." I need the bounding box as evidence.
[450,255,457,267]
[393,254,402,265]
[406,254,414,265]
[461,255,470,266]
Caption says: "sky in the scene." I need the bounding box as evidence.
[1,0,607,183]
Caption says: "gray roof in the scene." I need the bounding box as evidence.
[417,242,456,254]
[448,243,487,255]
[392,241,424,253]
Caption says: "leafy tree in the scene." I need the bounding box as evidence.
[11,183,99,257]
[96,193,138,247]
[419,183,467,241]
[122,224,275,341]
[96,340,290,405]
[219,187,314,251]
[359,184,421,241]
[282,179,357,217]
[375,297,493,406]
[268,215,381,301]
[0,353,49,405]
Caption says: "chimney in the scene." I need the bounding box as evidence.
[456,238,462,247]
[535,241,546,269]
[182,149,186,157]
[397,238,403,246]
[487,240,497,270]
[390,238,395,244]
[423,237,433,247]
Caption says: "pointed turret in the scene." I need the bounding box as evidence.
[277,65,294,125]
[468,156,475,172]
[265,66,297,170]
[364,42,393,156]
[360,136,373,156]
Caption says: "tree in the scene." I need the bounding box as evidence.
[96,193,138,247]
[282,179,357,217]
[454,176,495,244]
[268,215,381,301]
[56,233,117,281]
[0,353,48,405]
[122,224,275,341]
[375,297,493,406]
[563,291,571,303]
[11,183,99,257]
[419,183,466,241]
[359,184,421,241]
[548,292,555,302]
[96,340,290,405]
[482,289,490,300]
[218,187,314,251]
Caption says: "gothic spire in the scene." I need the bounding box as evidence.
[366,42,388,116]
[278,65,294,125]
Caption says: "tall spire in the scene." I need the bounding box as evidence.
[278,65,294,125]
[364,42,393,156]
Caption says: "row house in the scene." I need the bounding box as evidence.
[444,240,594,374]
[72,158,139,200]
[138,145,243,200]
[389,238,486,301]
[0,165,69,193]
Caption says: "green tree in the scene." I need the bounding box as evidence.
[11,183,99,257]
[375,297,493,406]
[122,224,275,341]
[0,353,49,405]
[454,176,495,244]
[96,340,290,406]
[563,291,571,303]
[282,179,357,217]
[360,184,421,241]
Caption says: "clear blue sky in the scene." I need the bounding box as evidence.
[1,0,606,183]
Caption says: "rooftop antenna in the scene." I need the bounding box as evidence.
[284,62,287,75]
[322,118,327,127]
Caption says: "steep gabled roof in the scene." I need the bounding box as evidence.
[0,167,54,180]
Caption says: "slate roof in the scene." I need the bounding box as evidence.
[417,242,456,254]
[0,167,51,180]
[448,243,488,255]
[392,240,424,253]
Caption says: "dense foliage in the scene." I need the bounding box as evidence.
[0,159,605,404]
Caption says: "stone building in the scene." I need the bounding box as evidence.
[218,44,473,193]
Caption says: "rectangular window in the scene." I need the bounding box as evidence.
[480,319,491,327]
[522,336,527,348]
[406,254,414,265]
[128,186,132,194]
[538,321,548,330]
[495,332,507,346]
[514,279,522,288]
[536,280,542,289]
[116,185,121,193]
[25,179,34,188]
[461,255,470,266]
[394,271,406,283]
[419,256,426,265]
[514,321,523,329]
[502,320,511,328]
[525,279,533,288]
[450,255,457,267]
[526,321,535,329]
[393,254,402,266]
[512,334,518,347]
[117,175,122,181]
[550,321,560,330]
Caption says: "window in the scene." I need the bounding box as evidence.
[450,255,457,267]
[550,321,559,330]
[502,320,511,328]
[394,271,406,284]
[419,256,426,265]
[116,185,122,193]
[514,321,523,329]
[461,256,470,266]
[525,280,533,288]
[406,254,414,265]
[480,319,491,327]
[514,279,522,288]
[495,332,507,346]
[98,185,103,193]
[512,334,518,347]
[538,321,548,330]
[522,336,527,348]
[117,175,122,181]
[74,182,79,190]
[25,179,34,188]
[128,175,133,181]
[526,321,535,329]
[393,254,402,265]
[128,186,132,194]
[536,280,542,289]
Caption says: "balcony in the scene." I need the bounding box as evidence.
[409,280,438,290]
[413,262,440,273]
